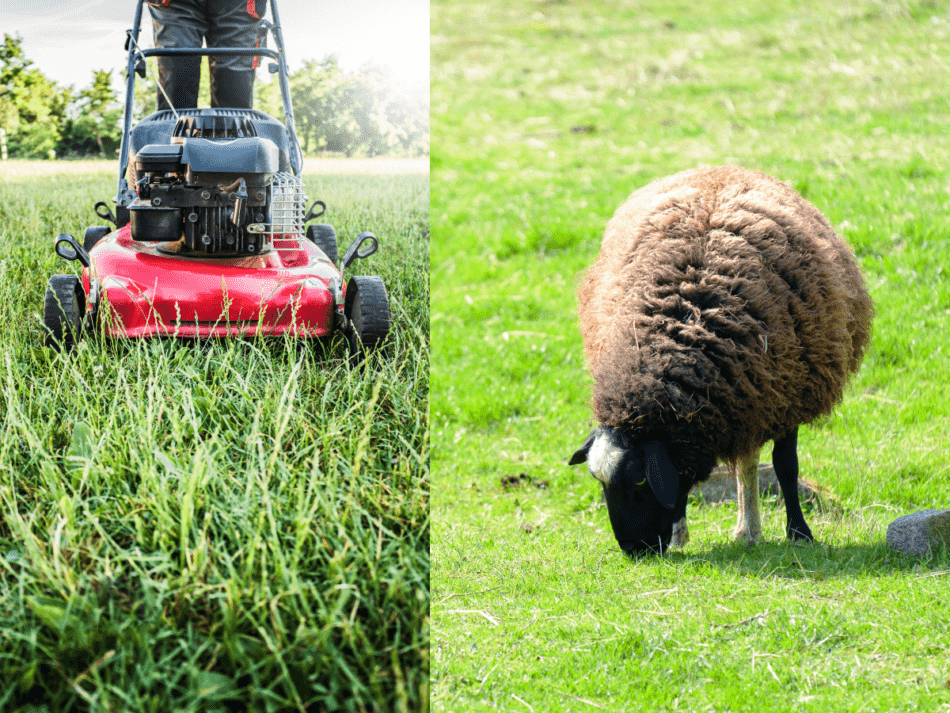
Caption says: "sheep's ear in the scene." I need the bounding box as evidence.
[568,430,596,465]
[644,440,679,510]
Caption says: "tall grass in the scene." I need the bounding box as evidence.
[0,164,429,711]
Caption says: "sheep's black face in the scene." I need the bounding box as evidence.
[569,427,683,555]
[601,478,677,555]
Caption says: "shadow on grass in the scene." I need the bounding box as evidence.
[657,539,950,580]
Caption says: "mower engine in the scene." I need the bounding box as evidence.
[130,114,301,256]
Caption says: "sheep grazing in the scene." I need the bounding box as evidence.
[569,165,873,555]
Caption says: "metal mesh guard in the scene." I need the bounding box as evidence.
[268,172,305,248]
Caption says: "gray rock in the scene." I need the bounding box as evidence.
[691,463,822,504]
[886,510,950,557]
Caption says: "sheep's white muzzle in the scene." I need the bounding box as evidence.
[586,431,625,485]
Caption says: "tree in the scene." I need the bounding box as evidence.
[59,69,123,157]
[0,34,68,158]
[131,58,160,123]
[285,56,429,158]
[289,57,354,154]
[0,32,429,160]
[74,69,122,156]
[346,64,429,158]
[390,80,429,156]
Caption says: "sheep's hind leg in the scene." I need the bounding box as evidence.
[772,427,814,542]
[732,452,762,544]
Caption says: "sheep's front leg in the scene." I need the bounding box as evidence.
[732,451,762,544]
[772,427,814,541]
[670,497,689,548]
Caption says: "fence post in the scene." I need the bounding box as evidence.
[0,128,6,162]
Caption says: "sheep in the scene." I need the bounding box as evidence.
[568,165,873,554]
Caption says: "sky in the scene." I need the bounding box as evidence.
[3,0,429,92]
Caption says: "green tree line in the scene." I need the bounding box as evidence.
[0,34,428,160]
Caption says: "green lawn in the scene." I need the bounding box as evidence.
[431,1,950,710]
[0,163,429,711]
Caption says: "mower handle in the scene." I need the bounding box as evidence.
[341,232,379,270]
[138,47,282,60]
[94,201,117,225]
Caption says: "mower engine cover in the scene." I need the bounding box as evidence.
[178,137,278,180]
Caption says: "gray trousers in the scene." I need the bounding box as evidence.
[148,0,266,110]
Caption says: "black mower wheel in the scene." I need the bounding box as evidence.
[345,275,390,364]
[83,225,110,252]
[306,224,338,265]
[44,274,85,351]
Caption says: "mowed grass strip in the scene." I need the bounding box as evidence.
[0,165,429,711]
[432,1,950,711]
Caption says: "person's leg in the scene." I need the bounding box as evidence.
[210,67,255,109]
[206,0,264,108]
[149,0,208,110]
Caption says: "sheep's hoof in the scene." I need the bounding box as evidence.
[671,517,690,548]
[733,526,761,545]
[787,524,815,542]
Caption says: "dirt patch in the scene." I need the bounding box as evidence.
[500,473,549,490]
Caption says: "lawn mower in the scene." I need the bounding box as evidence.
[43,0,390,362]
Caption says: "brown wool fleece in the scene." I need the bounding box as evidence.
[578,165,873,475]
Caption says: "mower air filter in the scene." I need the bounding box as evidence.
[133,144,184,174]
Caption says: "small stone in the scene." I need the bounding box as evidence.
[886,510,950,558]
[692,463,822,504]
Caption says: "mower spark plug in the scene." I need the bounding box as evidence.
[135,174,150,199]
[230,178,248,227]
